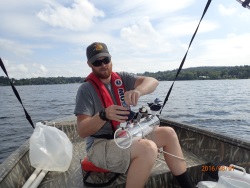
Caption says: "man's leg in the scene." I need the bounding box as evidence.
[126,139,158,188]
[153,126,186,175]
[153,126,194,188]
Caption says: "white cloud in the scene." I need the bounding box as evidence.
[144,0,195,13]
[0,39,33,57]
[5,61,50,78]
[0,0,44,11]
[187,33,250,67]
[218,4,237,16]
[0,0,49,38]
[239,11,250,22]
[113,0,196,19]
[37,0,105,31]
[14,64,29,73]
[0,0,249,79]
[33,64,48,74]
[164,19,219,38]
[5,63,29,78]
[120,17,161,48]
[113,56,180,74]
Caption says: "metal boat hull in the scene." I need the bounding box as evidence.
[0,116,249,187]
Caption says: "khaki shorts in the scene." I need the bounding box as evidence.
[87,130,156,174]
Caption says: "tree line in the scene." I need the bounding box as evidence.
[0,65,249,86]
[139,65,250,81]
[0,76,84,86]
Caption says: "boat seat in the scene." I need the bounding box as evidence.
[81,157,109,172]
[81,157,120,187]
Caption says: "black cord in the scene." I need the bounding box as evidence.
[0,58,35,128]
[242,0,250,8]
[160,0,212,115]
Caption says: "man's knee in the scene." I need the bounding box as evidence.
[166,127,178,137]
[160,127,178,139]
[131,139,158,161]
[141,140,158,157]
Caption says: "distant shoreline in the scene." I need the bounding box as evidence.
[1,78,249,87]
[1,65,249,86]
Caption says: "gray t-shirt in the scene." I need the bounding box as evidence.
[74,72,137,151]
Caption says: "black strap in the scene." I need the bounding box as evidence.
[83,171,120,187]
[91,134,114,140]
[80,159,120,187]
[160,0,212,114]
[0,58,35,128]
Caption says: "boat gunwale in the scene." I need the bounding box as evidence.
[0,139,31,182]
[160,118,250,151]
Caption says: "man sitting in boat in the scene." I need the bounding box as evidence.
[74,42,194,188]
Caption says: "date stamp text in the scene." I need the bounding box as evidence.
[201,165,235,172]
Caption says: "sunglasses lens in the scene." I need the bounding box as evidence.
[92,60,102,67]
[103,57,111,64]
[92,57,110,67]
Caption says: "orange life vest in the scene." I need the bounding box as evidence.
[85,72,127,131]
[82,72,127,173]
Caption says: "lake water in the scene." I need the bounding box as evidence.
[0,79,250,164]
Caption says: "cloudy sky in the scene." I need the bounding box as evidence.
[0,0,250,79]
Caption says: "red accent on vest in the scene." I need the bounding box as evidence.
[85,72,126,130]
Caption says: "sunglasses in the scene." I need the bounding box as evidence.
[92,57,111,67]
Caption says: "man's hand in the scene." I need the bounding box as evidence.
[124,89,141,106]
[105,105,130,122]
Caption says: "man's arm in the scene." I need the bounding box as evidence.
[77,114,106,138]
[77,105,130,138]
[134,76,159,94]
[124,76,159,106]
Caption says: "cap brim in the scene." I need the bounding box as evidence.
[89,53,111,64]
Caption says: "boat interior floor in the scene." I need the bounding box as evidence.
[38,139,209,188]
